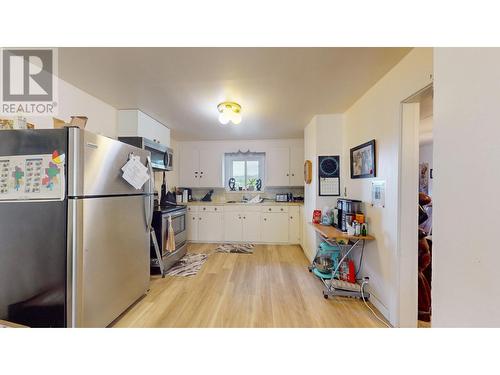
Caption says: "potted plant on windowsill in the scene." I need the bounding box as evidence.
[247,178,257,191]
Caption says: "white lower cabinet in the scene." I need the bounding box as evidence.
[261,212,289,243]
[242,211,261,242]
[187,212,198,241]
[187,204,301,244]
[288,206,300,244]
[224,211,243,242]
[198,211,224,242]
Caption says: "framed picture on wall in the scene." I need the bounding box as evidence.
[350,139,376,179]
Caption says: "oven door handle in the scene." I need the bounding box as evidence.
[146,156,154,231]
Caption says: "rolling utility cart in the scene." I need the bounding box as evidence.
[309,223,375,300]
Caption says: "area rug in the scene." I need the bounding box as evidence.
[164,253,208,277]
[214,243,254,254]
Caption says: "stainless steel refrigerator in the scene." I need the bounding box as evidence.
[0,128,153,327]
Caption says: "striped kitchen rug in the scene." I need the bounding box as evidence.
[164,253,208,277]
[214,243,254,254]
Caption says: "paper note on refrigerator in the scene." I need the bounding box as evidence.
[0,153,65,201]
[121,156,150,189]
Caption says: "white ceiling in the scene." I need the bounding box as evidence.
[58,48,411,141]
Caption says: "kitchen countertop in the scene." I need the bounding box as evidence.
[185,201,304,206]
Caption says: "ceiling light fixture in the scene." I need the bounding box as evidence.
[217,102,242,125]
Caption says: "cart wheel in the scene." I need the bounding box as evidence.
[323,294,329,299]
[308,268,312,273]
[362,297,369,302]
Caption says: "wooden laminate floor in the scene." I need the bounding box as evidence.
[112,244,388,328]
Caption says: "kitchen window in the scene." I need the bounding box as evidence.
[224,152,265,191]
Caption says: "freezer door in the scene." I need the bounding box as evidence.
[67,128,152,197]
[0,200,67,327]
[67,195,150,327]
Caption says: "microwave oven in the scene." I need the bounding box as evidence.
[118,136,173,171]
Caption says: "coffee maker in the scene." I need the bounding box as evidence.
[335,198,362,232]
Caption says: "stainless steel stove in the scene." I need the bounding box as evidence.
[150,204,187,274]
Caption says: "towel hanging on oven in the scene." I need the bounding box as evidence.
[166,215,176,253]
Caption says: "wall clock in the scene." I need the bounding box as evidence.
[304,160,312,184]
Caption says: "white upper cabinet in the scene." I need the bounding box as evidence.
[289,144,304,186]
[117,110,171,146]
[179,147,199,187]
[266,147,290,187]
[179,145,223,188]
[267,145,304,187]
[198,148,223,187]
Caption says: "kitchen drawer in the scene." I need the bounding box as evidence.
[224,205,244,212]
[242,205,262,212]
[261,206,288,213]
[199,205,224,213]
[187,206,199,212]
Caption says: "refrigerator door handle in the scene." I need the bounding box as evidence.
[146,156,154,230]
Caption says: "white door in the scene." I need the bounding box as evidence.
[198,212,224,242]
[288,206,300,244]
[266,147,290,186]
[289,144,304,186]
[187,212,198,241]
[242,211,261,242]
[179,147,199,187]
[199,148,223,187]
[261,213,289,243]
[224,211,242,242]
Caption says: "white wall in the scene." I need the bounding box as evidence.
[419,142,433,196]
[303,114,344,261]
[343,48,433,325]
[23,77,117,138]
[433,48,500,327]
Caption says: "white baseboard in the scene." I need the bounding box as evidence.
[366,287,391,324]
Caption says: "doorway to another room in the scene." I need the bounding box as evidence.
[398,84,433,328]
[417,88,433,327]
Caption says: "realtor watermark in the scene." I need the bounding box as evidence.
[0,48,58,116]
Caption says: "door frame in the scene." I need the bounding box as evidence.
[396,84,433,327]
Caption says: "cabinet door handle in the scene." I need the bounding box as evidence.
[280,208,284,211]
[200,171,203,174]
[268,208,271,211]
[286,173,289,176]
[199,217,202,220]
[290,216,293,219]
[194,171,198,174]
[192,217,196,220]
[214,207,217,211]
[292,173,295,176]
[203,207,206,210]
[263,218,267,221]
[243,216,246,219]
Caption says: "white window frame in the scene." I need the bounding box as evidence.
[224,152,265,191]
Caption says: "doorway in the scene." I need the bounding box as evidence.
[417,89,433,327]
[398,84,433,328]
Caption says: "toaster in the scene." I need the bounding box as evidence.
[275,194,288,202]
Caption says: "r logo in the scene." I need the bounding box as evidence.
[2,49,53,102]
